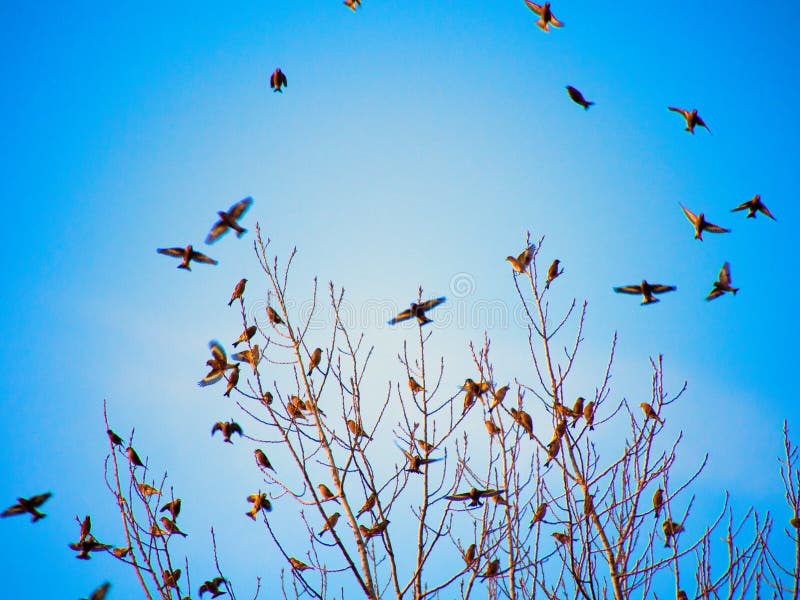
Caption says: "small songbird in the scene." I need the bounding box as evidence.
[318,512,340,536]
[1,492,52,522]
[416,438,435,455]
[583,493,594,524]
[150,524,167,537]
[484,419,501,437]
[544,438,560,466]
[343,0,361,11]
[287,402,307,422]
[232,325,257,348]
[307,347,322,376]
[228,278,247,307]
[480,558,500,580]
[254,449,275,471]
[510,408,534,439]
[232,345,260,371]
[388,297,447,326]
[289,557,312,571]
[553,418,568,440]
[640,403,664,424]
[269,68,287,93]
[199,340,236,387]
[126,446,144,468]
[524,0,563,31]
[111,546,131,559]
[199,577,227,598]
[318,484,339,503]
[731,194,776,220]
[408,377,425,394]
[81,582,111,600]
[205,197,254,244]
[530,502,548,527]
[357,493,377,517]
[69,536,111,560]
[402,449,443,473]
[162,569,181,589]
[681,204,730,240]
[223,364,240,398]
[445,488,505,508]
[677,591,688,600]
[160,517,188,537]
[360,519,389,540]
[463,543,477,567]
[668,107,711,134]
[571,397,584,427]
[545,259,563,289]
[506,246,534,274]
[584,401,596,430]
[267,306,285,325]
[489,385,509,412]
[347,419,372,440]
[791,517,800,528]
[107,429,123,447]
[157,245,218,270]
[212,420,243,444]
[706,262,738,301]
[552,532,573,544]
[261,391,274,406]
[566,86,594,110]
[663,520,684,548]
[136,483,160,497]
[614,280,677,305]
[160,499,182,521]
[653,488,664,520]
[462,378,491,414]
[246,492,271,520]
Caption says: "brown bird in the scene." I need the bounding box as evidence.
[1,493,52,522]
[254,449,275,471]
[111,546,131,559]
[307,347,322,376]
[157,245,218,270]
[232,325,257,348]
[446,488,505,508]
[318,512,340,536]
[206,197,253,244]
[583,493,594,524]
[653,488,664,520]
[357,493,377,517]
[668,107,711,134]
[69,536,111,560]
[663,520,684,548]
[506,246,534,274]
[287,402,307,422]
[524,0,563,31]
[347,419,372,440]
[160,499,182,521]
[150,524,167,537]
[462,378,491,414]
[228,278,247,307]
[463,543,478,567]
[552,532,573,545]
[212,420,243,444]
[790,517,800,528]
[510,408,534,439]
[80,582,111,600]
[289,557,312,571]
[640,402,664,425]
[126,446,144,468]
[480,558,500,580]
[544,438,560,466]
[489,385,509,412]
[571,397,584,427]
[677,591,688,600]
[269,68,287,93]
[343,0,361,11]
[584,401,596,430]
[223,363,240,398]
[246,492,271,520]
[706,261,738,301]
[566,86,594,110]
[530,502,548,527]
[553,417,568,440]
[318,484,339,503]
[162,569,181,589]
[107,429,123,447]
[267,306,285,325]
[77,515,91,544]
[360,519,389,541]
[681,204,730,240]
[388,297,446,326]
[261,391,274,406]
[416,438,436,455]
[402,449,443,474]
[232,345,260,371]
[199,340,236,387]
[545,259,563,289]
[408,377,425,394]
[484,419,501,437]
[731,194,775,220]
[137,483,161,497]
[199,577,227,598]
[614,280,677,305]
[161,517,187,537]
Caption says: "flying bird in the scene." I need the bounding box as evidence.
[344,0,361,11]
[613,280,677,305]
[307,348,322,376]
[80,582,110,600]
[199,577,227,598]
[445,488,505,508]
[205,197,254,244]
[566,86,594,110]
[246,492,271,520]
[668,107,711,134]
[506,246,534,274]
[706,262,738,301]
[160,498,181,520]
[69,536,111,560]
[212,420,243,444]
[524,0,563,31]
[157,245,218,270]
[552,532,574,544]
[681,204,730,240]
[199,340,236,387]
[1,492,52,522]
[545,259,563,289]
[462,378,491,414]
[731,194,775,220]
[228,278,247,307]
[402,448,443,474]
[232,345,260,371]
[388,297,446,326]
[270,68,287,93]
[640,402,664,424]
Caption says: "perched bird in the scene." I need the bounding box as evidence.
[289,557,312,571]
[681,204,730,240]
[462,378,491,414]
[489,385,509,412]
[232,325,257,348]
[69,536,111,560]
[552,532,573,545]
[706,262,738,301]
[137,483,160,497]
[107,429,123,447]
[267,306,285,325]
[668,107,711,134]
[199,577,227,598]
[199,340,236,387]
[463,543,478,567]
[162,569,181,589]
[254,449,275,471]
[571,397,584,427]
[357,493,377,517]
[246,493,271,520]
[416,438,435,455]
[506,246,534,274]
[640,402,664,425]
[111,546,131,559]
[269,68,287,93]
[677,591,688,600]
[584,401,596,430]
[545,438,560,466]
[157,245,218,270]
[566,86,594,110]
[484,419,501,437]
[663,520,684,548]
[232,345,260,371]
[261,391,274,406]
[445,488,505,508]
[205,197,254,244]
[408,377,425,394]
[343,0,361,10]
[1,493,52,522]
[318,512,340,536]
[613,280,677,305]
[524,0,563,31]
[583,493,594,524]
[223,364,240,398]
[307,347,322,376]
[530,502,548,527]
[160,499,182,521]
[360,519,389,541]
[287,402,307,422]
[318,484,339,503]
[81,582,110,600]
[126,446,144,468]
[388,297,446,326]
[212,420,243,444]
[347,419,372,440]
[545,259,563,289]
[160,516,187,537]
[731,194,775,220]
[653,488,664,520]
[150,524,167,537]
[510,408,534,439]
[228,278,247,307]
[553,418,568,440]
[790,516,800,528]
[480,558,500,580]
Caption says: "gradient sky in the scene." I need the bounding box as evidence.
[1,0,799,597]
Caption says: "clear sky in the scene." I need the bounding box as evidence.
[1,0,798,597]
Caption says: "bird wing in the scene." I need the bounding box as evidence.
[228,197,254,220]
[388,308,414,325]
[198,369,224,387]
[280,72,287,87]
[613,285,642,295]
[650,285,676,294]
[230,422,244,436]
[190,250,219,265]
[445,492,472,501]
[419,296,446,311]
[695,115,711,132]
[719,262,732,286]
[211,422,223,435]
[566,86,582,103]
[680,204,698,225]
[758,203,776,220]
[730,200,750,213]
[524,0,544,15]
[706,287,725,301]
[205,220,229,244]
[668,106,690,119]
[157,247,184,257]
[1,504,25,517]
[209,340,227,363]
[29,493,52,507]
[703,221,730,234]
[549,13,564,27]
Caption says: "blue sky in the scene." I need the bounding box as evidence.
[1,0,798,596]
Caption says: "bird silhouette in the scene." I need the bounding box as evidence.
[668,107,711,134]
[270,68,287,93]
[205,197,253,244]
[212,420,243,443]
[566,86,594,109]
[1,492,52,522]
[681,204,730,240]
[706,262,738,301]
[388,297,446,325]
[614,280,677,305]
[157,245,218,270]
[524,0,563,31]
[731,194,775,220]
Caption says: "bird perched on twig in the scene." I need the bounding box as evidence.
[480,558,500,580]
[545,438,560,466]
[463,543,478,568]
[640,403,664,425]
[160,517,187,537]
[357,493,377,517]
[524,0,563,31]
[289,557,312,571]
[552,532,574,545]
[489,385,509,412]
[1,492,52,522]
[232,325,257,348]
[545,259,563,289]
[668,107,711,134]
[107,429,124,447]
[653,488,664,520]
[530,502,548,527]
[681,204,730,240]
[223,363,239,398]
[663,520,684,547]
[318,512,340,536]
[613,280,677,305]
[136,483,161,497]
[484,419,501,437]
[506,246,534,274]
[706,262,738,301]
[510,408,534,439]
[307,348,322,376]
[360,519,389,541]
[228,278,247,307]
[254,449,275,472]
[445,488,505,508]
[566,86,594,110]
[269,68,287,93]
[388,297,447,326]
[126,446,144,468]
[571,397,584,427]
[408,377,425,394]
[157,245,218,271]
[162,569,181,589]
[731,194,775,220]
[206,197,254,244]
[318,484,339,503]
[160,499,181,521]
[347,419,372,440]
[245,493,271,520]
[462,378,491,414]
[212,420,243,444]
[584,401,596,430]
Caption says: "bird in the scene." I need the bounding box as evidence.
[318,484,339,503]
[160,499,181,521]
[506,246,534,273]
[161,517,188,537]
[416,438,436,455]
[150,524,167,537]
[69,536,111,560]
[360,519,389,541]
[463,543,477,567]
[261,391,274,406]
[584,401,596,430]
[408,377,425,394]
[553,417,568,440]
[445,488,505,508]
[137,483,160,497]
[484,419,501,437]
[680,204,730,240]
[388,297,446,326]
[663,520,684,547]
[254,449,275,471]
[489,385,509,412]
[524,0,563,31]
[640,403,664,424]
[552,532,573,545]
[706,262,738,301]
[653,488,664,520]
[232,325,257,348]
[583,493,594,524]
[677,591,688,600]
[289,557,312,571]
[347,419,372,440]
[668,107,711,134]
[613,280,677,305]
[269,68,287,93]
[126,446,144,468]
[510,408,534,439]
[287,402,307,422]
[731,194,775,220]
[223,364,240,398]
[791,517,800,529]
[544,438,560,466]
[205,197,254,244]
[111,546,131,559]
[462,378,491,414]
[571,397,584,427]
[267,306,285,325]
[318,512,340,536]
[566,86,594,110]
[307,348,322,376]
[545,259,563,289]
[246,493,271,520]
[199,577,227,598]
[357,493,377,517]
[162,569,181,589]
[401,448,443,474]
[343,0,361,11]
[107,429,124,447]
[228,278,247,307]
[232,345,260,371]
[199,340,236,387]
[530,502,548,527]
[80,582,111,600]
[1,492,52,522]
[480,558,500,580]
[157,245,218,270]
[212,420,243,444]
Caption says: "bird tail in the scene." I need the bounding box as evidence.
[732,288,739,295]
[178,264,191,271]
[585,102,595,110]
[236,228,248,238]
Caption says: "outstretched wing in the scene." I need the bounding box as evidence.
[230,422,244,436]
[419,296,446,311]
[703,221,730,234]
[680,204,698,225]
[205,220,229,245]
[650,285,677,295]
[445,492,472,501]
[758,203,776,220]
[730,200,750,213]
[668,106,690,119]
[29,493,52,507]
[524,0,544,15]
[549,13,564,27]
[706,287,725,301]
[718,262,731,286]
[1,503,25,517]
[209,340,227,364]
[211,422,223,436]
[388,308,413,325]
[695,115,711,133]
[190,250,219,265]
[157,247,184,258]
[613,285,642,295]
[228,197,254,219]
